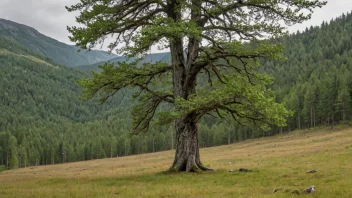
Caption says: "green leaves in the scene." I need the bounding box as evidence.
[159,72,290,130]
[78,60,172,103]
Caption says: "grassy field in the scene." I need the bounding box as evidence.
[1,126,351,198]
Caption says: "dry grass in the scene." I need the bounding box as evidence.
[1,126,352,197]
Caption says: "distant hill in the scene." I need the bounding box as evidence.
[0,18,117,67]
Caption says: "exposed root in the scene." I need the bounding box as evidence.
[167,160,213,173]
[196,162,214,172]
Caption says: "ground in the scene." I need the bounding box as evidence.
[0,125,351,197]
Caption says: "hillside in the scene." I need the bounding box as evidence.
[0,36,133,168]
[0,19,117,67]
[0,35,121,124]
[0,126,351,197]
[263,13,352,131]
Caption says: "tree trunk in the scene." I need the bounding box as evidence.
[6,151,8,168]
[168,34,211,171]
[228,130,231,145]
[110,145,113,158]
[342,107,346,121]
[310,107,313,129]
[298,114,301,130]
[152,134,155,153]
[313,108,316,128]
[168,113,212,172]
[166,0,211,172]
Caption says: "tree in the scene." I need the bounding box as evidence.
[67,0,325,172]
[8,136,19,169]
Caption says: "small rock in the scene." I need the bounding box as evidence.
[305,185,315,193]
[239,168,252,172]
[307,169,316,173]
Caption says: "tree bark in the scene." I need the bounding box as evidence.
[168,113,212,172]
[166,0,212,172]
[168,37,211,172]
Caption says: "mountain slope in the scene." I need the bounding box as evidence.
[0,19,117,67]
[0,35,122,127]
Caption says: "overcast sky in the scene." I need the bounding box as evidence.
[0,0,351,52]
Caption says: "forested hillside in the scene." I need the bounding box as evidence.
[0,35,127,169]
[0,19,116,67]
[2,12,352,170]
[263,12,352,131]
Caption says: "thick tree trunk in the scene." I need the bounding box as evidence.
[167,0,211,172]
[168,113,212,172]
[168,37,211,172]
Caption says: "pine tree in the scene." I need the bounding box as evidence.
[8,136,19,169]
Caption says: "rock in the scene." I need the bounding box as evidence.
[307,169,316,173]
[305,185,315,193]
[239,168,252,172]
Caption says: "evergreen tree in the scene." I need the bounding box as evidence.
[8,136,19,169]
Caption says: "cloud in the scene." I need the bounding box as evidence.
[0,0,79,44]
[289,0,352,33]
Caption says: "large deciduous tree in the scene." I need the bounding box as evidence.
[67,0,325,172]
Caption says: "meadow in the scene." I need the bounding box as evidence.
[0,126,351,197]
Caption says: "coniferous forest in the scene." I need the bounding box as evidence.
[1,12,352,170]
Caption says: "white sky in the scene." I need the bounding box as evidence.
[0,0,351,52]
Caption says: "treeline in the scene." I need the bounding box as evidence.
[0,116,262,170]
